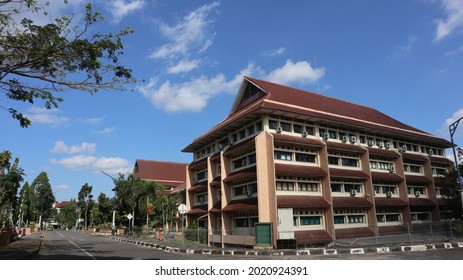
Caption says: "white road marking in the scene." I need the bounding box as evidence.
[67,239,96,260]
[55,231,64,237]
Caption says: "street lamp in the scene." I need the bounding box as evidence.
[449,116,463,212]
[101,170,117,236]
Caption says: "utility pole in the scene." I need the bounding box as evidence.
[449,116,463,214]
[101,171,117,236]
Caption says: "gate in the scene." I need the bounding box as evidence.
[255,223,272,245]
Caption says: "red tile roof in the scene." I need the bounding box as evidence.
[329,168,369,179]
[276,195,330,208]
[374,197,408,207]
[222,198,258,212]
[134,159,187,189]
[335,227,375,239]
[294,230,333,244]
[408,198,437,207]
[183,77,452,152]
[404,175,432,185]
[275,164,327,177]
[371,171,404,182]
[332,197,373,207]
[54,201,70,208]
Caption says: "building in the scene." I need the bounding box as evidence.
[182,77,454,248]
[133,159,188,230]
[133,159,188,195]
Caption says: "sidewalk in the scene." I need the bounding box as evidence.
[99,234,463,257]
[0,231,44,260]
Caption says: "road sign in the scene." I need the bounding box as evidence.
[178,204,187,215]
[127,213,133,220]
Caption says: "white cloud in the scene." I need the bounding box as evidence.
[434,0,463,42]
[444,108,463,127]
[26,107,69,126]
[389,35,418,58]
[81,117,105,124]
[51,141,97,155]
[139,59,326,113]
[265,60,325,86]
[150,1,220,60]
[265,47,286,57]
[91,127,116,135]
[139,63,257,112]
[167,59,201,74]
[104,0,145,23]
[54,184,70,190]
[51,155,131,175]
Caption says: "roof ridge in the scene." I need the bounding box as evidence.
[136,159,188,165]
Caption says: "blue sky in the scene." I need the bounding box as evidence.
[2,0,463,202]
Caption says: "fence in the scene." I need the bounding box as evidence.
[113,221,462,249]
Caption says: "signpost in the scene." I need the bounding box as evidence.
[178,204,187,245]
[127,213,133,237]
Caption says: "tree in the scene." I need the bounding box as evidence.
[18,181,37,227]
[90,192,112,228]
[77,183,92,230]
[437,163,463,219]
[0,0,137,127]
[56,199,77,229]
[30,171,54,229]
[0,150,25,228]
[115,174,163,230]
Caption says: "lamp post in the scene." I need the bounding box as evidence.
[449,116,463,212]
[101,170,117,236]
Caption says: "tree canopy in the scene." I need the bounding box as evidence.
[0,0,137,127]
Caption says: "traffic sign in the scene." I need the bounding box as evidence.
[178,204,187,215]
[127,213,133,220]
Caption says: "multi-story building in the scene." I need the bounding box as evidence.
[182,77,454,248]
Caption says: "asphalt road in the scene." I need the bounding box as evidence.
[35,230,463,260]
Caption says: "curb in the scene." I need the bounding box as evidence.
[101,235,463,257]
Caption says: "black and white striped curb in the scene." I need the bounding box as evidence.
[101,235,463,256]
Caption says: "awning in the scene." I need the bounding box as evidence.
[275,164,327,177]
[374,197,408,207]
[277,195,330,208]
[223,167,256,183]
[371,171,404,182]
[329,169,369,179]
[222,198,258,212]
[405,175,432,185]
[332,197,373,208]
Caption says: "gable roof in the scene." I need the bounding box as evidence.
[183,77,451,152]
[133,159,187,188]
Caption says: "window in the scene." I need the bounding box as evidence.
[233,212,258,229]
[195,170,207,182]
[274,145,318,165]
[370,158,394,171]
[328,152,359,168]
[274,151,292,161]
[231,181,257,198]
[276,176,321,193]
[295,153,316,163]
[404,162,422,174]
[373,181,397,196]
[407,186,426,197]
[195,193,207,205]
[293,209,323,227]
[231,152,256,170]
[376,209,401,224]
[276,181,294,191]
[330,179,363,195]
[333,209,367,226]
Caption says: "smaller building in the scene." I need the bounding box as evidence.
[133,159,188,231]
[133,159,188,195]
